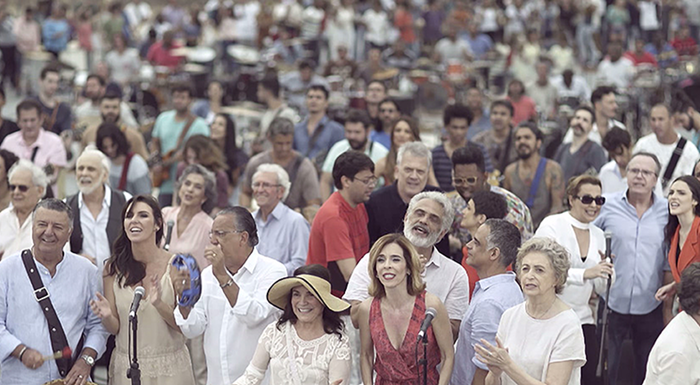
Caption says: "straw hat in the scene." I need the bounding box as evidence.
[267,274,351,313]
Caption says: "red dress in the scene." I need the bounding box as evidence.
[369,292,440,385]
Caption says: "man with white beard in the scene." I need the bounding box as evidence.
[344,191,469,339]
[64,148,130,269]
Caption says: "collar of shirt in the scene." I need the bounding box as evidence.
[34,251,67,277]
[78,184,112,210]
[425,247,443,269]
[227,248,261,279]
[475,271,517,292]
[254,201,286,223]
[19,128,46,149]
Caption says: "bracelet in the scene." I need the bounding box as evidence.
[220,278,234,289]
[17,346,28,362]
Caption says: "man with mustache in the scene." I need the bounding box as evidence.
[319,109,388,201]
[554,105,607,182]
[74,74,137,131]
[345,191,469,339]
[64,149,130,269]
[503,123,565,227]
[562,86,627,145]
[79,91,148,159]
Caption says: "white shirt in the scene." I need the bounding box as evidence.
[550,75,591,101]
[64,186,131,271]
[73,100,138,128]
[596,57,635,89]
[435,38,473,64]
[599,160,628,194]
[0,206,33,257]
[105,48,141,85]
[362,9,390,46]
[343,247,470,321]
[174,249,286,385]
[633,133,700,195]
[639,1,660,30]
[124,2,152,26]
[643,311,700,385]
[535,212,615,325]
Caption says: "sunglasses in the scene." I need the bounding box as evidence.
[574,195,606,206]
[453,177,478,186]
[9,184,30,192]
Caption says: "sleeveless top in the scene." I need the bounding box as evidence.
[369,292,440,385]
[511,160,551,227]
[109,263,195,385]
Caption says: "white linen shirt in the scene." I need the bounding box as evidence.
[0,206,33,257]
[343,247,469,321]
[174,249,286,385]
[535,212,616,325]
[643,311,700,384]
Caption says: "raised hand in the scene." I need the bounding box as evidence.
[148,274,163,306]
[170,264,191,299]
[90,292,112,319]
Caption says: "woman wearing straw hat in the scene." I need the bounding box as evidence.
[357,233,454,385]
[232,264,351,385]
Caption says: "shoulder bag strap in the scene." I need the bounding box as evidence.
[46,104,60,132]
[305,121,327,158]
[118,152,135,191]
[30,146,40,162]
[662,137,687,189]
[20,249,72,377]
[287,153,305,188]
[526,158,548,209]
[163,115,196,159]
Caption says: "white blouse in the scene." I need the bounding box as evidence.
[233,321,351,385]
[535,211,616,325]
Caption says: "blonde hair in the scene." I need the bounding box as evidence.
[367,233,426,298]
[515,237,571,294]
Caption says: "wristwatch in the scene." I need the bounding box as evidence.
[81,354,95,367]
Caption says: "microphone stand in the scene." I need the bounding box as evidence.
[419,334,428,385]
[127,314,141,385]
[595,274,612,384]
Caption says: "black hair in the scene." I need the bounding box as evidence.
[345,108,372,130]
[213,113,244,172]
[515,122,543,141]
[96,122,130,157]
[215,206,259,247]
[378,98,401,112]
[452,143,486,173]
[490,99,514,116]
[0,87,5,101]
[665,175,700,245]
[574,105,596,121]
[601,127,631,153]
[171,82,195,98]
[367,79,387,92]
[470,190,508,220]
[259,75,280,98]
[40,64,60,80]
[16,99,42,120]
[591,86,617,106]
[87,73,106,87]
[443,103,474,127]
[332,151,375,190]
[483,218,521,267]
[307,84,329,100]
[107,195,165,287]
[100,90,121,103]
[0,149,18,179]
[276,264,345,339]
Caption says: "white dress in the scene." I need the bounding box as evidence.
[326,7,356,60]
[233,321,351,385]
[497,303,586,385]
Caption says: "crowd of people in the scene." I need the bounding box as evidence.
[1,0,700,385]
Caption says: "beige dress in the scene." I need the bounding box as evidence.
[109,268,195,385]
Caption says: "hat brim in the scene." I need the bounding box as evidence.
[267,276,350,313]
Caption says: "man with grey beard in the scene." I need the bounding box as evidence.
[344,191,469,339]
[65,148,130,269]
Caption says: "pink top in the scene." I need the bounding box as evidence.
[507,96,538,126]
[161,206,213,270]
[13,18,40,53]
[76,22,93,51]
[146,41,184,69]
[0,129,67,169]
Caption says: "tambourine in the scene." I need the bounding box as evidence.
[171,254,202,307]
[43,380,97,385]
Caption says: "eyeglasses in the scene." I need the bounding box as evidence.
[208,230,243,239]
[9,184,30,192]
[627,168,657,178]
[252,182,281,189]
[355,176,378,186]
[574,195,606,206]
[453,177,479,186]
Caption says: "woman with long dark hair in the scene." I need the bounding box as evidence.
[233,264,351,385]
[90,195,195,385]
[656,175,700,311]
[358,233,454,385]
[210,113,248,204]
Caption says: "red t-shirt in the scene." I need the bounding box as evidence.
[671,37,698,57]
[307,191,369,297]
[507,96,538,126]
[146,41,184,69]
[461,245,513,299]
[624,51,658,67]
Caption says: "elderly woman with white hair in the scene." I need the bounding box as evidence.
[475,237,586,385]
[251,163,311,275]
[0,159,49,259]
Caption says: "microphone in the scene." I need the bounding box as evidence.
[604,231,612,263]
[164,220,174,251]
[129,286,145,320]
[416,307,437,342]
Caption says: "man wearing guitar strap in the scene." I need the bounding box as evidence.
[149,83,209,206]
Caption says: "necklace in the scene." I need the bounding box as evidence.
[527,296,557,319]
